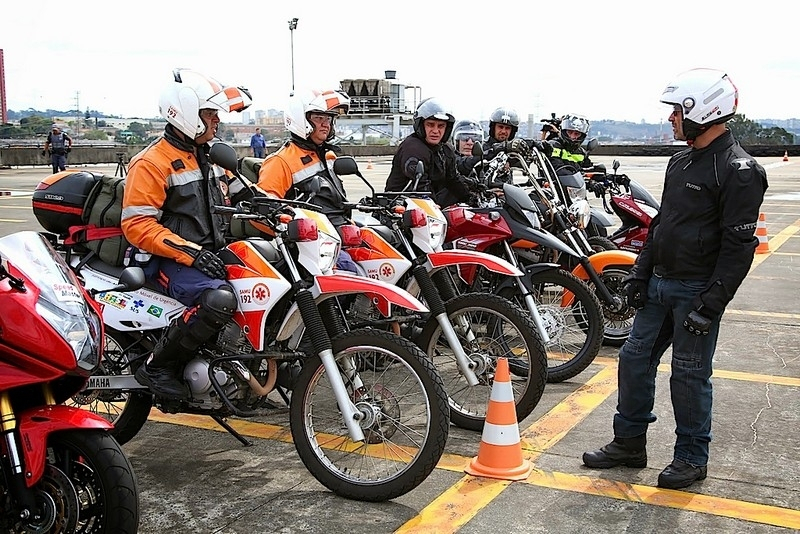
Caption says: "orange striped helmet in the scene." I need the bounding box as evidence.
[285,89,350,141]
[159,68,253,139]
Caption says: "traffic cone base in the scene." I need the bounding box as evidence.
[756,212,770,254]
[783,150,789,162]
[465,358,532,481]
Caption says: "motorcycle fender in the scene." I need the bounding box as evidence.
[590,207,615,228]
[274,274,429,341]
[572,249,637,280]
[426,250,523,277]
[495,261,561,293]
[18,405,113,487]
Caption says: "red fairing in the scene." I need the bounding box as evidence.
[443,207,512,247]
[315,273,427,313]
[18,405,113,486]
[0,275,79,372]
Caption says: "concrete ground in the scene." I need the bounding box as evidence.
[0,154,798,533]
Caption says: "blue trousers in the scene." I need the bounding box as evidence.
[613,274,721,467]
[51,154,67,173]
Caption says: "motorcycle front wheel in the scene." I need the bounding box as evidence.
[501,268,604,383]
[590,265,635,347]
[416,292,547,431]
[66,329,153,445]
[289,328,450,502]
[11,430,140,533]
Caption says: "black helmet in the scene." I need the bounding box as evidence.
[489,107,520,140]
[413,97,456,142]
[559,114,590,149]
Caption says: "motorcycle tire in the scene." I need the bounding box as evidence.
[16,430,140,533]
[416,292,548,431]
[500,268,604,383]
[289,328,449,502]
[67,329,153,445]
[590,265,635,347]
[587,235,618,253]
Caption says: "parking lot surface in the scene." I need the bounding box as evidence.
[1,155,798,533]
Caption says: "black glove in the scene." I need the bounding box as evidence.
[65,147,71,153]
[614,174,630,188]
[624,279,648,309]
[41,150,47,157]
[683,309,712,336]
[531,139,553,157]
[508,138,530,158]
[191,249,227,279]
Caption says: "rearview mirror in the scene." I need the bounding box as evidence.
[209,142,239,173]
[332,156,359,176]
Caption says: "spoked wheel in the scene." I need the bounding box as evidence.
[12,430,139,533]
[66,330,153,445]
[289,328,449,502]
[590,265,635,347]
[501,268,604,383]
[416,292,547,431]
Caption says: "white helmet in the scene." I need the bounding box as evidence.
[285,89,350,141]
[660,68,737,140]
[159,68,252,139]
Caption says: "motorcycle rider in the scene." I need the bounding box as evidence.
[582,68,768,489]
[256,88,357,272]
[546,114,594,173]
[455,107,536,181]
[122,68,252,399]
[385,97,472,207]
[452,119,485,176]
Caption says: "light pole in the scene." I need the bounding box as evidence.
[288,18,299,94]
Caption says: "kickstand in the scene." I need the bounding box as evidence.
[211,415,252,447]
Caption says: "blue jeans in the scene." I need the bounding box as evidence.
[613,274,721,467]
[51,153,67,173]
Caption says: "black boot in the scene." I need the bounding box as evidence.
[657,459,707,489]
[583,435,647,468]
[134,322,192,400]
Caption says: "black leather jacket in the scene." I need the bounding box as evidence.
[386,133,469,207]
[631,130,768,316]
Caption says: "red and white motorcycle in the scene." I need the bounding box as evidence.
[55,143,451,503]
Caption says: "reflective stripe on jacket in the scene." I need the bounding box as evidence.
[121,135,228,266]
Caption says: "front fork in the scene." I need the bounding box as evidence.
[502,241,552,343]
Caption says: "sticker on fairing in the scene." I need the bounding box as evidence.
[52,283,83,303]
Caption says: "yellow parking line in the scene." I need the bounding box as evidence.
[749,218,800,272]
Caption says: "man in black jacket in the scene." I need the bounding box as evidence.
[582,68,768,489]
[385,98,470,207]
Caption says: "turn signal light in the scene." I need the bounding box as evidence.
[287,218,318,242]
[338,224,362,246]
[403,208,427,228]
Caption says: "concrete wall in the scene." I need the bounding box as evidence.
[1,144,795,167]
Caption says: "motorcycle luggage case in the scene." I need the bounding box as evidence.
[32,171,103,235]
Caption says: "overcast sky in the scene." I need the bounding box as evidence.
[3,0,798,126]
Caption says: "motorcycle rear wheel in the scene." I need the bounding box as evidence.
[416,292,547,431]
[290,328,449,502]
[66,330,153,445]
[501,268,604,383]
[589,265,635,347]
[10,430,139,534]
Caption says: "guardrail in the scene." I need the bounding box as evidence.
[1,144,795,168]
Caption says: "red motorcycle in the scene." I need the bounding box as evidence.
[586,160,660,254]
[0,230,140,533]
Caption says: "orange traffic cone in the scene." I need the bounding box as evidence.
[783,150,789,162]
[367,159,374,170]
[756,213,770,254]
[465,357,532,481]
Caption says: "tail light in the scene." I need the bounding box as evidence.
[287,218,318,242]
[403,208,427,228]
[338,224,362,247]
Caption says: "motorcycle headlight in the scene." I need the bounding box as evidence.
[428,218,446,249]
[568,200,591,229]
[318,236,340,273]
[567,184,587,203]
[36,298,102,372]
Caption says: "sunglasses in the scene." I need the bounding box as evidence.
[457,134,481,143]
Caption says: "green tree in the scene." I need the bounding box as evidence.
[128,122,148,137]
[728,114,793,144]
[83,129,110,141]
